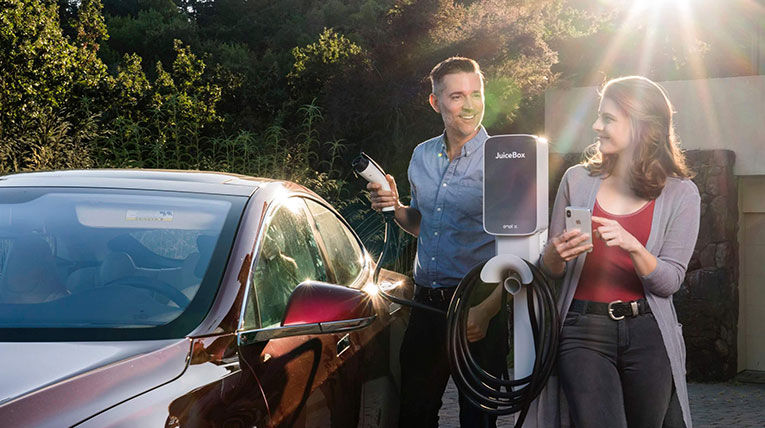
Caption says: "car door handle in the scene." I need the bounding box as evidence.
[337,333,351,356]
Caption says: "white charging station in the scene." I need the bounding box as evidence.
[481,134,548,426]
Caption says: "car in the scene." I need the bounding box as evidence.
[0,169,412,427]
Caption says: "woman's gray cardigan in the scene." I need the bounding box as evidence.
[533,164,700,428]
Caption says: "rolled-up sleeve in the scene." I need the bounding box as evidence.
[407,149,418,210]
[640,180,701,297]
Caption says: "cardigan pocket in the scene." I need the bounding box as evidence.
[677,322,687,374]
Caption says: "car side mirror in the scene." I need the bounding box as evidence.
[238,281,376,346]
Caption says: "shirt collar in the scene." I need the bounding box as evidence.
[440,126,488,158]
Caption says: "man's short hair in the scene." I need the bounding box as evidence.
[429,57,484,94]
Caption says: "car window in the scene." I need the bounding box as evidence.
[245,198,328,329]
[304,199,365,287]
[0,188,244,341]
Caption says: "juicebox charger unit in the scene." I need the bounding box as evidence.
[447,134,558,427]
[483,134,548,238]
[482,134,548,339]
[482,134,549,365]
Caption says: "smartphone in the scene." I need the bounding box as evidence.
[565,206,593,251]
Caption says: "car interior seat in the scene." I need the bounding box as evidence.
[98,251,139,286]
[0,236,69,304]
[177,234,216,300]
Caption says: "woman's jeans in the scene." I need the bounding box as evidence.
[558,306,673,428]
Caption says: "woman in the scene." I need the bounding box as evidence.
[540,76,699,427]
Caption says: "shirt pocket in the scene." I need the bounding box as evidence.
[453,176,483,218]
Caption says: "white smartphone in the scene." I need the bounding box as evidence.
[565,206,593,251]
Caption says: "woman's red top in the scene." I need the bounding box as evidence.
[574,198,656,303]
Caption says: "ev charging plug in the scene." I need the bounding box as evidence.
[353,153,394,213]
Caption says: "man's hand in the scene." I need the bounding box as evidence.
[366,174,421,236]
[367,174,400,212]
[466,304,492,342]
[592,216,640,253]
[466,283,503,343]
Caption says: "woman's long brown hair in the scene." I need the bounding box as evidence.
[584,76,693,199]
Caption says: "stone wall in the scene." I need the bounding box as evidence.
[676,150,739,381]
[548,149,739,381]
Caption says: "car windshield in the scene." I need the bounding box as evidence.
[0,188,246,341]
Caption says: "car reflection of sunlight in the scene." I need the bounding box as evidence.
[362,283,379,297]
[362,280,403,297]
[282,197,304,215]
[183,358,240,383]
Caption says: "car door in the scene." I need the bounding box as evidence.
[238,196,366,428]
[303,199,406,428]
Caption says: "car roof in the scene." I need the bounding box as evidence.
[0,169,275,196]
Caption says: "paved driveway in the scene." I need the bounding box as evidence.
[438,379,765,427]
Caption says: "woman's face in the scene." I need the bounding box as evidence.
[592,97,632,156]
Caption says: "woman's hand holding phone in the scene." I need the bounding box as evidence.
[542,207,594,276]
[548,229,593,263]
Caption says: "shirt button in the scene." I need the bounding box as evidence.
[434,232,438,236]
[442,183,447,187]
[437,207,441,211]
[431,257,435,261]
[432,281,436,285]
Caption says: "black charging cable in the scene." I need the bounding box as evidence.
[446,259,559,427]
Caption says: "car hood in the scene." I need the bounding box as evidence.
[0,339,191,427]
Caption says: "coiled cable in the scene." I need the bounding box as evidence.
[370,211,559,425]
[446,259,559,427]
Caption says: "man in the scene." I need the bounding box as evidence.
[368,57,505,428]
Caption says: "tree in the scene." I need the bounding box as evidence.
[0,0,108,172]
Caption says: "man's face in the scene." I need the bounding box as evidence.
[430,72,485,143]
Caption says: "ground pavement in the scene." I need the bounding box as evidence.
[438,378,765,427]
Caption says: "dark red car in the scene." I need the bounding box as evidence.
[0,170,412,427]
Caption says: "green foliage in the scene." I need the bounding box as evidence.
[2,0,608,265]
[75,0,109,52]
[0,0,109,173]
[0,0,77,125]
[100,1,197,73]
[288,27,370,105]
[290,28,364,75]
[483,76,523,129]
[0,108,100,173]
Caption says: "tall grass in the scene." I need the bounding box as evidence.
[90,100,348,199]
